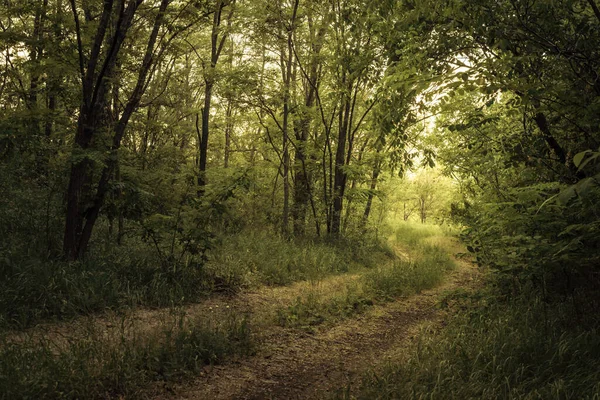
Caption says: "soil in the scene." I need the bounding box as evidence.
[151,254,483,400]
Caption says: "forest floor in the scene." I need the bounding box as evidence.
[5,237,483,399]
[147,242,483,400]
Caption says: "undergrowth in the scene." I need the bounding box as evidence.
[365,243,456,299]
[206,229,395,287]
[0,252,215,329]
[343,291,600,400]
[0,310,252,399]
[276,223,456,330]
[0,228,394,329]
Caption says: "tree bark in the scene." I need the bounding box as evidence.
[64,0,168,260]
[292,10,326,236]
[362,162,380,224]
[330,81,352,235]
[198,0,234,191]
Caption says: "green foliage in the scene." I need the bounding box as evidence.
[454,180,600,301]
[347,294,600,400]
[0,311,252,399]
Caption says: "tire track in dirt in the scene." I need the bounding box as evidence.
[157,257,483,400]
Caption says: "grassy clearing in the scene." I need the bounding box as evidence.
[0,222,455,397]
[343,292,600,400]
[0,309,252,399]
[276,222,457,330]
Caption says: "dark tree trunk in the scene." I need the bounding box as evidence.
[63,0,169,260]
[330,85,352,235]
[198,81,213,189]
[292,12,326,236]
[362,163,380,224]
[198,0,234,191]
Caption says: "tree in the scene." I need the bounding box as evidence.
[63,0,194,260]
[197,0,236,191]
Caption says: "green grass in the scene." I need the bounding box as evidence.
[0,228,395,329]
[0,310,252,399]
[365,243,456,300]
[393,221,453,247]
[343,293,600,400]
[0,253,217,329]
[335,223,600,400]
[205,229,395,287]
[276,282,374,330]
[0,220,458,398]
[276,223,457,330]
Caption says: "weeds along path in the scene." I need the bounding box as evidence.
[154,247,483,400]
[3,234,482,399]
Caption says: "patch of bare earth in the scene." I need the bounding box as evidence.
[155,256,483,400]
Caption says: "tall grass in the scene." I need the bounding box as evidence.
[0,252,217,329]
[276,283,374,330]
[0,228,395,329]
[0,310,252,399]
[346,294,600,400]
[366,223,457,299]
[364,253,454,300]
[205,229,395,287]
[276,225,457,330]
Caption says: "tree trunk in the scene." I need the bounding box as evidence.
[330,86,352,235]
[198,81,213,189]
[362,163,380,224]
[292,11,326,236]
[198,0,234,191]
[63,0,169,260]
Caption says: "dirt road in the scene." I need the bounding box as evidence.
[157,257,481,400]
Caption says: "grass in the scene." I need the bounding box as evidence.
[0,253,217,329]
[205,228,395,287]
[276,222,457,330]
[341,291,600,400]
[0,221,457,397]
[0,228,395,329]
[393,221,456,248]
[0,309,252,399]
[365,243,456,300]
[331,222,600,400]
[276,282,374,330]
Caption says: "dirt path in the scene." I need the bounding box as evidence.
[154,256,483,400]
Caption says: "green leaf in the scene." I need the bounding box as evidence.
[573,150,592,168]
[576,152,600,172]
